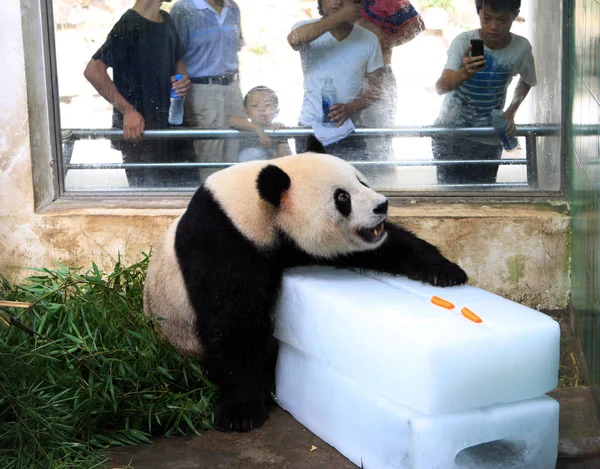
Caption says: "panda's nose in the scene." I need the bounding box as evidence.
[373,199,388,215]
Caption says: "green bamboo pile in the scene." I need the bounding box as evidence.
[0,257,216,469]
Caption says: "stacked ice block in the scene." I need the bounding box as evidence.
[274,266,560,469]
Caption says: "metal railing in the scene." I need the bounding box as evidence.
[61,124,561,189]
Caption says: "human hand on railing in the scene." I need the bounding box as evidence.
[123,109,145,141]
[171,74,191,98]
[328,103,351,127]
[461,46,486,79]
[505,117,516,137]
[257,128,272,147]
[267,122,285,130]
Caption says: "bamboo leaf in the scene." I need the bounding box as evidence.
[0,256,215,467]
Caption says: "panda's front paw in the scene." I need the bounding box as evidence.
[419,260,468,287]
[214,398,268,432]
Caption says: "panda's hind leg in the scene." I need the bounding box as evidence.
[202,324,274,432]
[192,273,280,432]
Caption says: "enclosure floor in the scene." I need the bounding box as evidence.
[107,385,600,469]
[110,310,600,469]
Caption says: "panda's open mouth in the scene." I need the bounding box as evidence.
[356,222,385,243]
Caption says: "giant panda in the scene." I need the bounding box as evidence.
[143,141,467,432]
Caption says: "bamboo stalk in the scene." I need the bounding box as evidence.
[0,300,32,308]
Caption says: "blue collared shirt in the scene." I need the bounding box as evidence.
[171,0,242,78]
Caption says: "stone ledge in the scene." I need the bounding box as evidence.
[550,386,600,459]
[389,201,569,219]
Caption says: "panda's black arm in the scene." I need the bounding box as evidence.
[338,222,467,286]
[285,222,468,287]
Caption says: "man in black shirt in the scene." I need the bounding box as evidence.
[84,0,194,187]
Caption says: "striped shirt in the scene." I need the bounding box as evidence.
[437,30,536,131]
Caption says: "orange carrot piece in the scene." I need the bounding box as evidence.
[461,307,482,323]
[431,296,455,310]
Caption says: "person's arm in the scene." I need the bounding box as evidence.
[435,45,485,95]
[266,123,292,157]
[328,68,383,127]
[228,115,272,147]
[83,58,144,140]
[504,79,532,136]
[287,3,362,50]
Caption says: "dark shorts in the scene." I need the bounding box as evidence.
[432,134,502,185]
[113,132,198,188]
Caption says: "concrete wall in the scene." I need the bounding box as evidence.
[392,203,570,310]
[0,0,570,311]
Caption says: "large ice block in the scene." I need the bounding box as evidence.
[274,266,560,415]
[276,343,559,469]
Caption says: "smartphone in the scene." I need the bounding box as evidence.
[470,39,484,57]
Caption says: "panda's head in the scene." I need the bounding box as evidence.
[257,152,388,258]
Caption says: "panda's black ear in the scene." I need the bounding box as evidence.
[257,165,291,208]
[306,134,326,154]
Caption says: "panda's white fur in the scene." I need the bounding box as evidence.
[144,152,386,357]
[205,153,388,256]
[143,219,201,356]
[144,149,467,433]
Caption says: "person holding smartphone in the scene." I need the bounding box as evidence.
[431,0,536,185]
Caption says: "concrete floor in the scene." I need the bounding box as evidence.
[110,311,598,468]
[110,405,356,469]
[109,386,600,469]
[554,387,600,469]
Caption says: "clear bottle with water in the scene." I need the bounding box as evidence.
[168,74,184,126]
[321,77,337,127]
[490,109,519,151]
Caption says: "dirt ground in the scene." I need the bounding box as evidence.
[547,309,586,389]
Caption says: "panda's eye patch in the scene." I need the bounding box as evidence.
[334,189,351,217]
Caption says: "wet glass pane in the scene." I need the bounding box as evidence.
[570,0,600,403]
[52,0,563,193]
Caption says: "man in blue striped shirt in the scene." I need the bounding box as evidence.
[432,0,536,185]
[171,0,245,176]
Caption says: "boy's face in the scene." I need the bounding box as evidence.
[478,6,516,47]
[320,0,347,17]
[244,91,278,125]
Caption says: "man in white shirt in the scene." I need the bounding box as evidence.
[288,0,383,160]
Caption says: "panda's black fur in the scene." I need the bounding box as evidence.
[144,137,467,432]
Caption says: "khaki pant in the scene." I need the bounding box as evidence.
[186,82,244,179]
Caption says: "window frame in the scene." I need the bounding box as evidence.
[22,0,569,211]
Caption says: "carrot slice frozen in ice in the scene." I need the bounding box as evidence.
[461,307,482,323]
[431,296,455,310]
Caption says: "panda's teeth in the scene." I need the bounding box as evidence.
[373,223,383,237]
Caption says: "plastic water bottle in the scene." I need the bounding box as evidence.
[321,77,337,127]
[490,109,519,151]
[168,74,184,126]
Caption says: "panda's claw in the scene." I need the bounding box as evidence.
[214,398,268,433]
[411,260,468,287]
